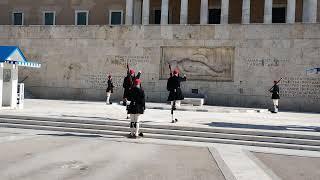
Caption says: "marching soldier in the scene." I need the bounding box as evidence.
[270,80,280,113]
[167,69,187,123]
[122,69,141,106]
[128,79,145,138]
[106,75,114,105]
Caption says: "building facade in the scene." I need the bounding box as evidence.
[0,0,319,25]
[0,0,320,112]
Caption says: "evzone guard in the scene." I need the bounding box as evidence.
[127,78,145,138]
[166,66,187,123]
[269,79,281,113]
[105,74,114,105]
[122,65,142,119]
[122,65,141,106]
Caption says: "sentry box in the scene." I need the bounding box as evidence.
[0,46,41,109]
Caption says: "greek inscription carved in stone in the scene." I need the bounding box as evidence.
[106,55,150,67]
[81,73,124,89]
[280,77,320,99]
[160,47,234,81]
[246,58,289,67]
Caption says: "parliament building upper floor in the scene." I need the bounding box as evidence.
[0,0,319,26]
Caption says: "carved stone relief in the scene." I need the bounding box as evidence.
[160,47,234,81]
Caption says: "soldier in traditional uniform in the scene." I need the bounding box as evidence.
[106,75,114,105]
[122,69,141,106]
[128,79,145,138]
[270,80,280,113]
[167,69,187,123]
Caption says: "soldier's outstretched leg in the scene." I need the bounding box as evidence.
[106,92,111,104]
[135,115,142,137]
[129,120,136,138]
[176,100,181,108]
[272,99,279,113]
[171,101,178,123]
[273,99,279,113]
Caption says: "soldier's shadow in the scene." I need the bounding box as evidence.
[206,122,320,132]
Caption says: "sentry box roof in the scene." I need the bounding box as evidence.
[0,46,41,68]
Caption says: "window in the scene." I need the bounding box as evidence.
[43,11,55,25]
[154,9,161,24]
[75,10,89,25]
[13,12,23,25]
[272,7,286,23]
[209,9,221,24]
[109,10,123,25]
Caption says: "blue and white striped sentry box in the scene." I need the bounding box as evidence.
[0,46,41,68]
[4,60,41,68]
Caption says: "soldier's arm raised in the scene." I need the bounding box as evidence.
[180,75,187,81]
[136,71,142,79]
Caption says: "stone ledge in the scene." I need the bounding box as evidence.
[181,98,205,106]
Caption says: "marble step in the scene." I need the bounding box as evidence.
[1,122,320,152]
[181,98,205,106]
[1,118,320,147]
[0,115,318,141]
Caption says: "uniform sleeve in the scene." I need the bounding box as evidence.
[167,78,171,91]
[275,86,279,93]
[136,72,141,79]
[180,76,187,82]
[127,89,133,101]
[271,85,279,93]
[110,80,114,88]
[141,90,146,110]
[123,77,126,88]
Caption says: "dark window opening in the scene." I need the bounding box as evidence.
[77,12,88,25]
[154,9,161,24]
[111,11,122,25]
[272,7,286,23]
[44,12,54,25]
[13,13,23,25]
[209,9,221,24]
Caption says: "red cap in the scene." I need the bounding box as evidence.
[274,80,277,83]
[173,69,179,75]
[129,69,135,75]
[108,75,112,79]
[134,79,141,85]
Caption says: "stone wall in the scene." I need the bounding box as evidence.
[0,24,320,112]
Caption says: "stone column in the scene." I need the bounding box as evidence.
[161,0,169,24]
[286,0,296,23]
[126,0,133,25]
[142,0,150,25]
[242,0,250,24]
[134,0,142,24]
[180,0,188,24]
[303,0,317,23]
[200,0,208,24]
[220,0,229,24]
[264,0,273,23]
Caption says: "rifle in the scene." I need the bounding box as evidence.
[125,63,130,119]
[169,64,173,77]
[19,76,29,83]
[126,63,130,75]
[269,78,282,92]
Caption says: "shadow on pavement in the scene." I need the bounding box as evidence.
[36,133,125,138]
[61,115,128,122]
[207,122,320,132]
